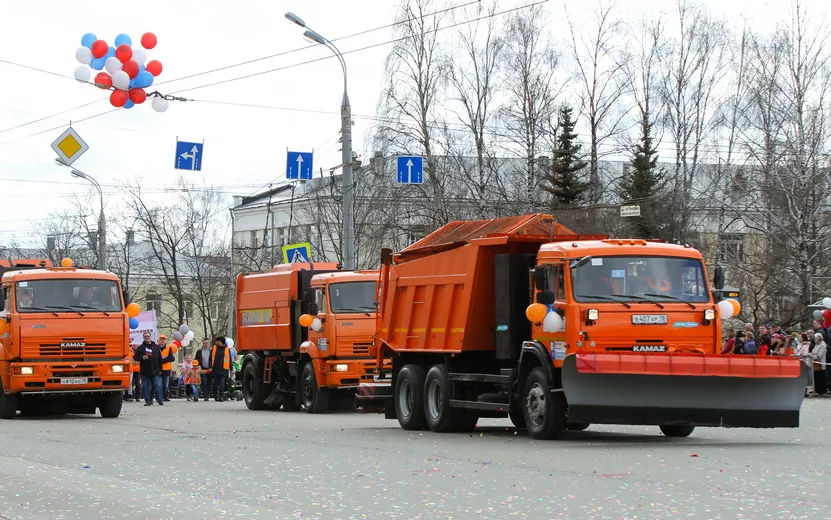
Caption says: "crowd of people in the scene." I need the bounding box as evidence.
[721,319,830,396]
[126,334,240,406]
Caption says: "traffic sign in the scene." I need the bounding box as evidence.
[286,151,313,180]
[620,205,641,217]
[51,127,89,166]
[397,155,423,184]
[282,242,312,264]
[175,141,203,171]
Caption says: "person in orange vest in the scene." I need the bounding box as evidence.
[126,345,142,402]
[210,336,231,402]
[159,334,179,402]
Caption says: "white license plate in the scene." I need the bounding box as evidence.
[60,378,88,385]
[632,314,667,324]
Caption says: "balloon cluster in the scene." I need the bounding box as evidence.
[73,32,169,112]
[812,298,831,327]
[172,324,196,348]
[716,298,741,319]
[525,303,564,332]
[126,302,141,329]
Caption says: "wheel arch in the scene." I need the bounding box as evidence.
[517,341,560,392]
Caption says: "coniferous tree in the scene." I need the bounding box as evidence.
[620,116,667,239]
[543,105,588,208]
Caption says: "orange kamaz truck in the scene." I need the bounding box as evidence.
[359,214,806,439]
[236,264,389,413]
[0,260,131,419]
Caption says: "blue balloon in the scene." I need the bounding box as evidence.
[128,77,137,89]
[90,56,106,70]
[135,71,153,88]
[106,46,116,59]
[114,33,132,47]
[124,99,135,109]
[81,33,97,49]
[129,317,139,329]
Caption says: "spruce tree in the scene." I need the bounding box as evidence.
[543,105,588,208]
[620,116,666,239]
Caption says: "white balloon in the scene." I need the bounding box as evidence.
[104,56,122,75]
[311,318,323,332]
[151,97,169,113]
[112,70,130,90]
[717,300,734,319]
[185,330,195,341]
[181,338,191,347]
[74,66,91,82]
[225,337,235,349]
[814,310,824,319]
[75,46,92,65]
[823,297,831,309]
[132,47,147,64]
[542,311,563,333]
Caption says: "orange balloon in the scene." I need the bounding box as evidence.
[525,303,547,323]
[126,302,141,318]
[299,314,314,328]
[728,298,741,316]
[61,258,73,267]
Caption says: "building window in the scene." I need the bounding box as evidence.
[211,302,227,319]
[145,293,162,312]
[719,234,744,263]
[250,231,259,249]
[183,299,195,320]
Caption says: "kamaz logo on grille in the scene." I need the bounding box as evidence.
[632,345,667,352]
[60,342,86,348]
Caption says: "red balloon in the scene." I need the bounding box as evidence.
[115,44,133,63]
[145,60,163,77]
[94,72,112,89]
[122,60,139,79]
[140,32,157,49]
[110,89,128,107]
[823,309,831,321]
[128,88,147,104]
[91,40,108,59]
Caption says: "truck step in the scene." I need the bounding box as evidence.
[447,373,511,384]
[449,399,510,412]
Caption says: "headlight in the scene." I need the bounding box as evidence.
[704,309,715,320]
[334,364,349,372]
[19,366,34,375]
[588,309,599,320]
[112,365,125,373]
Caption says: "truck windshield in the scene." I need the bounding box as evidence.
[15,279,123,313]
[328,282,376,314]
[570,256,710,304]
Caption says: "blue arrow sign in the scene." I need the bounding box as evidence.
[397,155,423,184]
[287,151,313,180]
[175,141,203,171]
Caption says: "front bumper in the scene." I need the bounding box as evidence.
[322,359,380,388]
[9,361,131,394]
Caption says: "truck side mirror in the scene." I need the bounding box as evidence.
[536,290,555,305]
[533,267,549,291]
[122,288,130,304]
[303,288,315,307]
[713,265,725,290]
[308,302,319,316]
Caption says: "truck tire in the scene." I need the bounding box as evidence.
[509,406,526,430]
[522,367,566,440]
[243,363,268,410]
[99,393,123,418]
[660,424,695,438]
[395,364,426,430]
[301,363,329,414]
[423,364,459,433]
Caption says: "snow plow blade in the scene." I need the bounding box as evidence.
[562,353,807,428]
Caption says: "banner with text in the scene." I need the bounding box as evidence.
[129,310,157,346]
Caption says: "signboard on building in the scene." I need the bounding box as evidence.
[620,205,641,217]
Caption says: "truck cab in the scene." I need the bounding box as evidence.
[0,262,131,418]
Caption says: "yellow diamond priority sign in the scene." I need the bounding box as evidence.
[51,127,89,166]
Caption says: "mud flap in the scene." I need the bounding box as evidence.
[561,354,807,428]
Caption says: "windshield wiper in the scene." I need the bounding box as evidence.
[24,306,59,316]
[613,294,665,309]
[575,294,631,309]
[335,308,372,316]
[71,304,110,316]
[643,293,696,310]
[45,305,84,316]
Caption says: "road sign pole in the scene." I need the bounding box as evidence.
[342,90,355,270]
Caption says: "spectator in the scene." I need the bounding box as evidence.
[733,331,746,354]
[795,332,815,396]
[133,332,170,406]
[125,345,142,402]
[744,332,757,355]
[181,354,200,403]
[195,339,212,401]
[810,333,827,396]
[158,334,178,402]
[758,325,772,356]
[721,330,736,354]
[210,336,231,402]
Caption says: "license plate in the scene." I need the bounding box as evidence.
[60,378,88,385]
[632,314,667,324]
[632,345,667,352]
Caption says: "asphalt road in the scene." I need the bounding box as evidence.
[0,397,828,520]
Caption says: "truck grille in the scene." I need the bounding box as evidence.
[351,343,371,355]
[21,337,124,359]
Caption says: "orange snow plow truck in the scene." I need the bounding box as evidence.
[0,260,131,419]
[359,214,806,439]
[236,264,389,413]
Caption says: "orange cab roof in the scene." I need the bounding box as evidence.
[311,270,378,284]
[1,267,120,283]
[268,262,340,274]
[538,239,703,259]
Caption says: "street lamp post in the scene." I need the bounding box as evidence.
[55,159,107,271]
[285,12,355,269]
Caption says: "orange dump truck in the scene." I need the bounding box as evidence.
[359,214,806,439]
[236,264,388,413]
[0,261,131,419]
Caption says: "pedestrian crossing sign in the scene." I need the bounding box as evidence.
[282,242,312,264]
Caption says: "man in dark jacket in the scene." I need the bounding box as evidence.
[133,333,172,406]
[210,336,231,402]
[196,339,212,401]
[813,319,831,394]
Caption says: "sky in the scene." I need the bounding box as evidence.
[0,0,824,248]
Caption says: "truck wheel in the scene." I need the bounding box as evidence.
[99,393,123,418]
[509,406,526,429]
[660,424,695,438]
[301,363,329,414]
[523,367,566,440]
[423,364,459,433]
[395,364,426,430]
[567,423,590,431]
[243,363,268,410]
